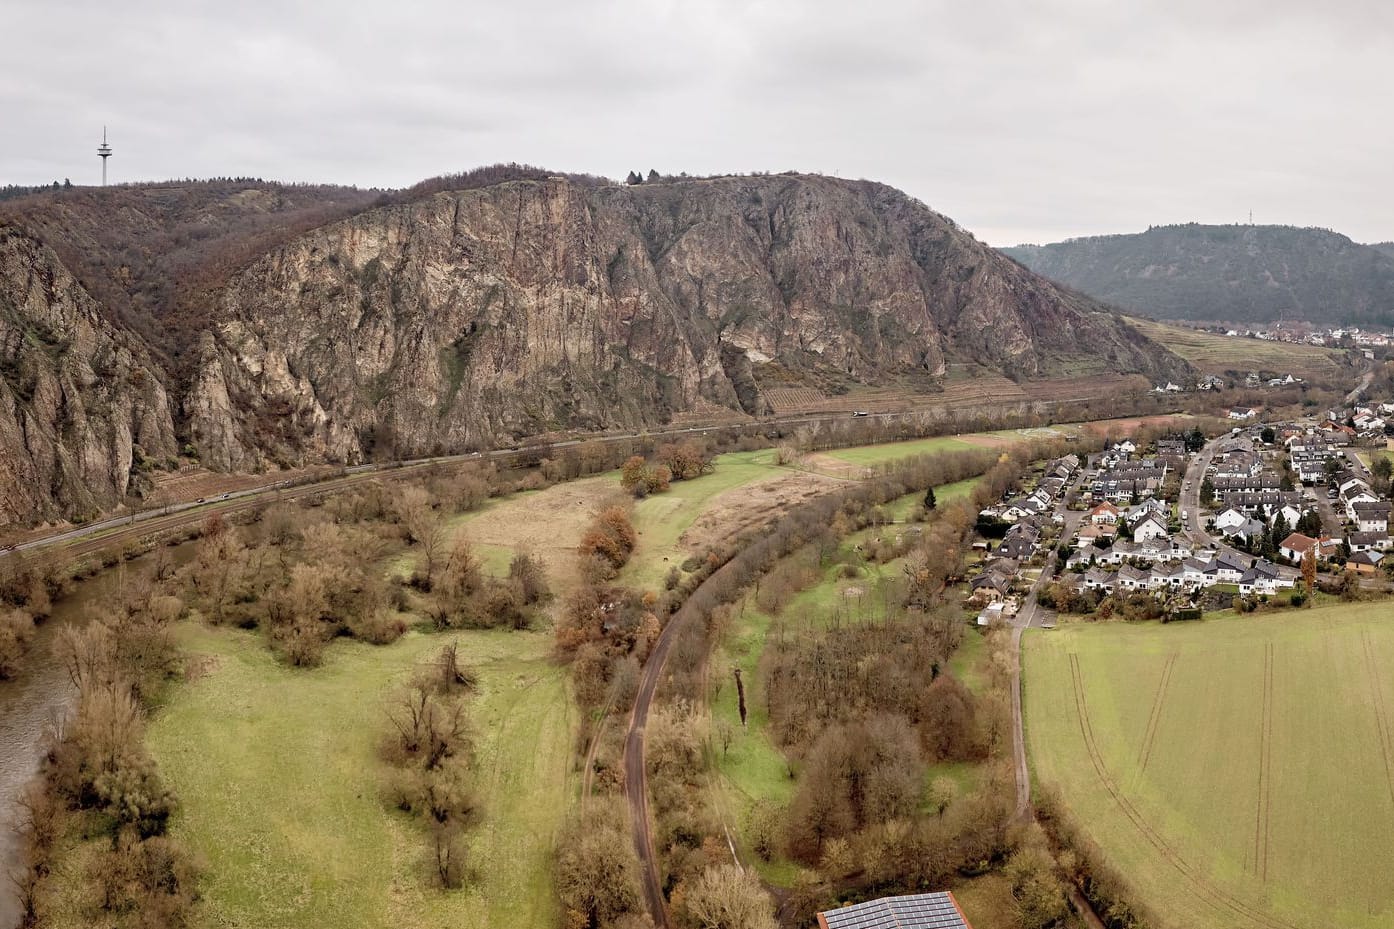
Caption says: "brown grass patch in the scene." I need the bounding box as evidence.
[452,475,621,596]
[679,470,839,555]
[183,653,223,681]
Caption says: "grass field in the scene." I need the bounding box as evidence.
[824,435,983,466]
[623,448,865,592]
[144,624,573,929]
[1126,318,1347,378]
[1025,604,1394,929]
[1355,446,1393,471]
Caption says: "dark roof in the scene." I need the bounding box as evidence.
[819,892,973,929]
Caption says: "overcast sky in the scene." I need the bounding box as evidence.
[5,0,1391,245]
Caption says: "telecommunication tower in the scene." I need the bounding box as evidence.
[97,127,112,186]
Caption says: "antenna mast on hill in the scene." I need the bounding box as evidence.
[1249,209,1253,225]
[97,127,112,186]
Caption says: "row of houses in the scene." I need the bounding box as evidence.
[1087,453,1170,503]
[1066,536,1197,568]
[1067,555,1295,598]
[980,455,1083,561]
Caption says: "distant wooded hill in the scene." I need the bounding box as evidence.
[1004,224,1394,327]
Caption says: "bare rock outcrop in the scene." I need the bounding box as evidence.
[0,228,176,524]
[186,175,1187,466]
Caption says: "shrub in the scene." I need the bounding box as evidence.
[0,608,34,679]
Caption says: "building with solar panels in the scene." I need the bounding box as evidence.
[816,891,974,929]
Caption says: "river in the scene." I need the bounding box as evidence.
[0,545,194,929]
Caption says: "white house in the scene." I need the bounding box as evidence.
[1338,475,1371,497]
[1279,533,1317,564]
[1132,515,1170,543]
[1213,557,1247,584]
[1083,568,1115,593]
[1181,559,1211,587]
[1354,503,1391,534]
[1117,565,1149,591]
[1346,492,1384,520]
[1088,502,1121,525]
[1214,508,1249,532]
[1276,503,1305,529]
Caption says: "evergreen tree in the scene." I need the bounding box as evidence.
[625,171,641,185]
[924,486,937,511]
[647,169,659,182]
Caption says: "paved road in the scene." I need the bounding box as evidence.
[1179,436,1301,579]
[1007,470,1087,818]
[1004,473,1108,929]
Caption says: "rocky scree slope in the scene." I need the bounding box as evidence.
[1005,224,1394,326]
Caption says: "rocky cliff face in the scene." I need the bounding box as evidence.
[0,173,1193,526]
[0,228,176,525]
[185,175,1188,468]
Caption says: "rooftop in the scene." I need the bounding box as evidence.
[819,892,973,929]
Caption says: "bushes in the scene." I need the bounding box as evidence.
[380,644,479,889]
[762,609,973,758]
[0,607,35,679]
[783,715,925,863]
[87,832,202,926]
[656,440,713,480]
[28,579,199,928]
[555,800,645,929]
[679,864,777,929]
[580,506,638,577]
[620,455,673,497]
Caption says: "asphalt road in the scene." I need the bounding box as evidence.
[1179,437,1302,579]
[1007,469,1088,819]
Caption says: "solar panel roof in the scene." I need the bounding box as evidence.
[819,891,971,929]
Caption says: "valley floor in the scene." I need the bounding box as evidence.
[1025,603,1394,929]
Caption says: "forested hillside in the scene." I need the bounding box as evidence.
[1005,224,1394,326]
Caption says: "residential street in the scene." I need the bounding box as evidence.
[1179,434,1301,579]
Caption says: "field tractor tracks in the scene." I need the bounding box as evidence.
[1361,631,1394,810]
[1068,653,1301,929]
[1252,643,1275,882]
[1137,652,1178,772]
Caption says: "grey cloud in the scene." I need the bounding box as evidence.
[2,0,1390,245]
